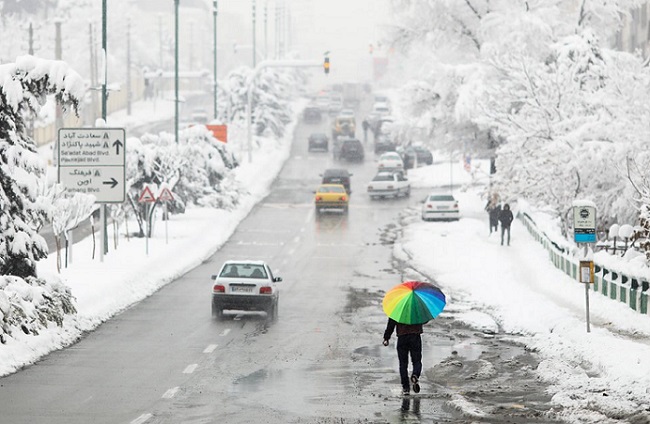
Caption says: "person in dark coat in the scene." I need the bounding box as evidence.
[383,318,426,395]
[498,203,514,246]
[485,198,501,234]
[362,119,370,143]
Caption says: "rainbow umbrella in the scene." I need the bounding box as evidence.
[382,281,446,325]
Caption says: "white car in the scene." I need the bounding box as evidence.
[211,260,282,321]
[377,152,404,171]
[421,193,460,221]
[367,171,410,199]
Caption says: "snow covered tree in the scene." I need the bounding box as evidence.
[0,56,83,278]
[0,56,82,341]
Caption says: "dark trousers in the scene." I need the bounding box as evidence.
[501,225,511,245]
[396,334,422,390]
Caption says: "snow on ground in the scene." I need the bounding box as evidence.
[7,127,650,421]
[401,159,650,422]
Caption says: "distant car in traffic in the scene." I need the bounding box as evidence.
[374,135,397,154]
[333,137,364,162]
[331,116,356,138]
[308,133,329,152]
[367,171,410,199]
[377,152,404,172]
[303,106,322,124]
[421,193,460,221]
[321,168,352,193]
[314,183,349,214]
[398,145,433,168]
[339,108,355,117]
[211,260,282,321]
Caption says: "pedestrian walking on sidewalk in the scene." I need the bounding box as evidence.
[383,318,426,395]
[499,203,514,246]
[485,195,501,235]
[362,119,370,143]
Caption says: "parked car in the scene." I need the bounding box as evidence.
[334,137,364,162]
[331,116,356,138]
[303,106,322,124]
[367,171,410,199]
[314,183,349,214]
[398,145,433,168]
[211,260,282,321]
[308,133,329,152]
[339,108,355,117]
[377,152,404,172]
[320,168,353,193]
[421,193,460,221]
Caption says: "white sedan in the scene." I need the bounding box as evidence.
[211,260,282,321]
[377,152,404,171]
[421,193,460,221]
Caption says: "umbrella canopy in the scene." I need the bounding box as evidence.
[382,281,446,325]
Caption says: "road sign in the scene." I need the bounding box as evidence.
[58,128,126,203]
[158,188,174,202]
[138,186,156,203]
[573,205,596,243]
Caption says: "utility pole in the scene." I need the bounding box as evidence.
[174,0,180,144]
[101,0,108,258]
[264,2,268,60]
[89,23,97,122]
[126,20,132,116]
[28,22,34,55]
[213,0,218,120]
[158,13,164,70]
[252,0,257,67]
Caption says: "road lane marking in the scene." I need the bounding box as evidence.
[287,248,296,255]
[162,387,179,399]
[130,413,152,424]
[203,344,218,353]
[183,364,198,374]
[219,329,231,337]
[293,236,300,243]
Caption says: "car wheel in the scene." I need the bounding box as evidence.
[343,206,349,214]
[315,207,321,215]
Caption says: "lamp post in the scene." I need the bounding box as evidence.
[252,0,256,67]
[174,0,179,143]
[213,0,218,120]
[101,0,108,258]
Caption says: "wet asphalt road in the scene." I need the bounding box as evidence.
[0,104,564,423]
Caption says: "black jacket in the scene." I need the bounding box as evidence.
[499,208,514,228]
[383,318,423,341]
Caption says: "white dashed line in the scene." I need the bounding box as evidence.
[219,328,231,337]
[287,248,296,256]
[130,413,153,424]
[293,236,300,243]
[183,364,198,374]
[162,387,179,399]
[203,344,218,353]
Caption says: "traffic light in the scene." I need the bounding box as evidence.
[324,57,330,75]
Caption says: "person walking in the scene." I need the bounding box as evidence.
[499,203,514,246]
[485,196,501,235]
[362,119,370,143]
[383,318,425,395]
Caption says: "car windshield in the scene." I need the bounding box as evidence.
[381,154,400,160]
[429,195,455,201]
[318,185,346,193]
[219,263,268,279]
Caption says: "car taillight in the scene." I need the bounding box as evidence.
[259,286,272,294]
[453,203,459,209]
[387,185,394,189]
[213,284,225,293]
[426,204,432,209]
[367,185,373,191]
[316,196,322,202]
[379,164,384,168]
[340,195,347,201]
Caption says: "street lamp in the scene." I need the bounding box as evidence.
[174,0,179,143]
[213,0,218,120]
[252,0,256,67]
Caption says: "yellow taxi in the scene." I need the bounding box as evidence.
[314,184,349,214]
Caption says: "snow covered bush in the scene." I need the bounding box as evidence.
[124,126,239,238]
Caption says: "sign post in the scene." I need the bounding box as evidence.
[58,128,126,262]
[573,201,597,333]
[157,187,175,244]
[138,186,156,255]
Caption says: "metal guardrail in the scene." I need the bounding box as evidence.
[520,212,649,316]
